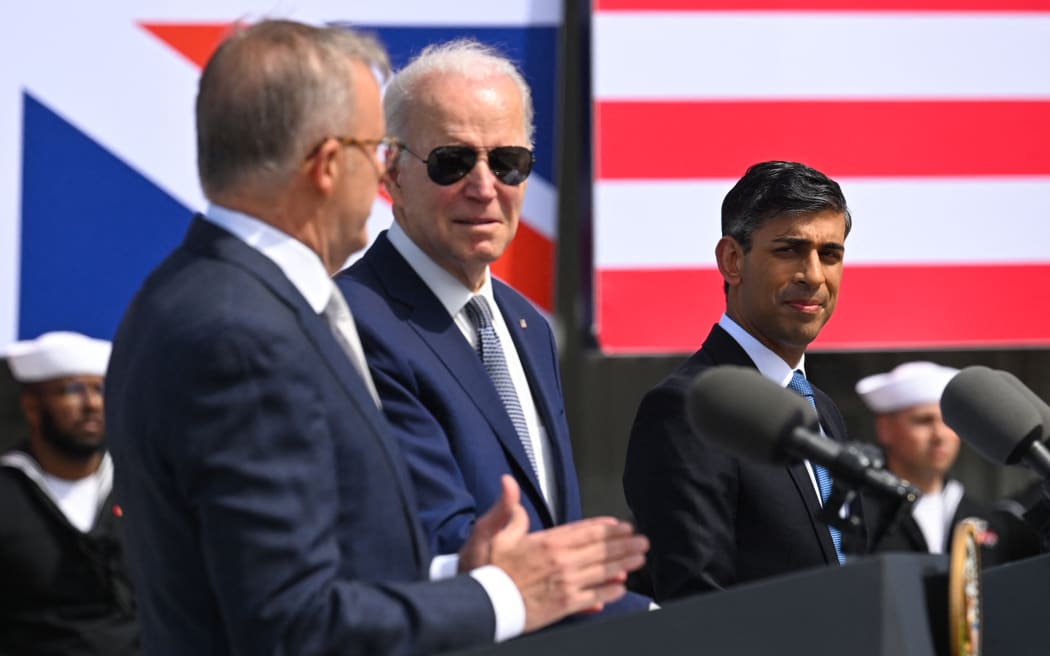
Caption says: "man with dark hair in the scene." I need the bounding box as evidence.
[624,160,860,601]
[105,20,646,656]
[1,331,139,655]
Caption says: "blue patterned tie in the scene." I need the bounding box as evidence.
[464,296,539,478]
[787,370,846,564]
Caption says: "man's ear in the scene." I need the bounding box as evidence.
[873,414,894,447]
[383,160,402,201]
[306,138,340,195]
[715,236,744,289]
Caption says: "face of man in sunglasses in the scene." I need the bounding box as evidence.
[388,70,528,292]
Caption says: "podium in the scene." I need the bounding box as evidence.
[983,552,1050,655]
[444,554,953,656]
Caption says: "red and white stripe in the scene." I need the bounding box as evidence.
[593,0,1050,353]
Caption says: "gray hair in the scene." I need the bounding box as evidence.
[383,39,535,148]
[196,20,390,198]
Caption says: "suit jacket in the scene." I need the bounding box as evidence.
[623,324,860,602]
[337,232,579,551]
[337,232,648,615]
[105,217,494,656]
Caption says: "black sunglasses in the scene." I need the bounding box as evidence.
[400,144,535,186]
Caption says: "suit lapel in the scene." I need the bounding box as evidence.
[703,324,840,564]
[186,217,429,568]
[363,235,551,513]
[786,461,839,563]
[494,285,567,523]
[899,513,930,552]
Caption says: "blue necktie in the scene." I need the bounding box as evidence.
[464,296,539,479]
[787,370,846,564]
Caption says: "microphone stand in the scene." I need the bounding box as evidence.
[1022,479,1050,551]
[814,443,920,557]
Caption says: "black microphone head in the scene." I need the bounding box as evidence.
[941,365,1043,465]
[685,365,818,464]
[998,370,1050,443]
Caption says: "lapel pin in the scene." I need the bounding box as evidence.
[519,318,527,329]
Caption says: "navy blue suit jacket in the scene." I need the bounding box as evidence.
[337,232,578,550]
[624,324,860,602]
[336,232,649,615]
[106,217,494,656]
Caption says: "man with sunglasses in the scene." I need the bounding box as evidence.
[336,40,650,619]
[1,331,140,655]
[105,21,646,656]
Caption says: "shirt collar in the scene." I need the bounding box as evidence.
[387,221,495,317]
[204,204,333,313]
[718,313,806,387]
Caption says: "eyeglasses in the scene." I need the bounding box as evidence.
[39,380,104,399]
[398,144,535,186]
[304,136,402,172]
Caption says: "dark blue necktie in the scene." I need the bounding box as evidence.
[787,370,845,564]
[464,296,539,479]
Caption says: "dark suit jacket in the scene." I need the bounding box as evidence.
[336,232,578,550]
[105,217,494,656]
[337,231,648,615]
[623,324,859,602]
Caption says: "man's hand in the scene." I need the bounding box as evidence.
[458,475,524,572]
[460,475,649,632]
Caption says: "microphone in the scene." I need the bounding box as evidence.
[998,370,1050,443]
[685,366,919,501]
[940,365,1050,479]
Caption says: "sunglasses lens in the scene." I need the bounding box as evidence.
[427,147,478,185]
[488,147,534,186]
[424,145,535,186]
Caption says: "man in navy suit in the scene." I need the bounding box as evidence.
[624,161,864,602]
[336,40,649,616]
[105,21,647,655]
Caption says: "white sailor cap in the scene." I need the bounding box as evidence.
[3,331,111,383]
[855,361,960,414]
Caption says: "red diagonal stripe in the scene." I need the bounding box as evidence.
[596,100,1050,179]
[139,22,238,69]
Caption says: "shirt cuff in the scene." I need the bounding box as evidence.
[469,565,525,642]
[429,554,459,580]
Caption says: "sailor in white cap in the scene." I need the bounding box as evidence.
[857,361,1039,562]
[0,331,139,655]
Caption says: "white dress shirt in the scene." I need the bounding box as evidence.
[387,221,559,519]
[203,206,525,642]
[718,314,828,507]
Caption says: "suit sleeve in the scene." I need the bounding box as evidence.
[167,326,493,655]
[623,373,740,601]
[357,325,482,555]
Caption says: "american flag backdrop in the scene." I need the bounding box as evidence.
[0,0,561,346]
[592,0,1050,354]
